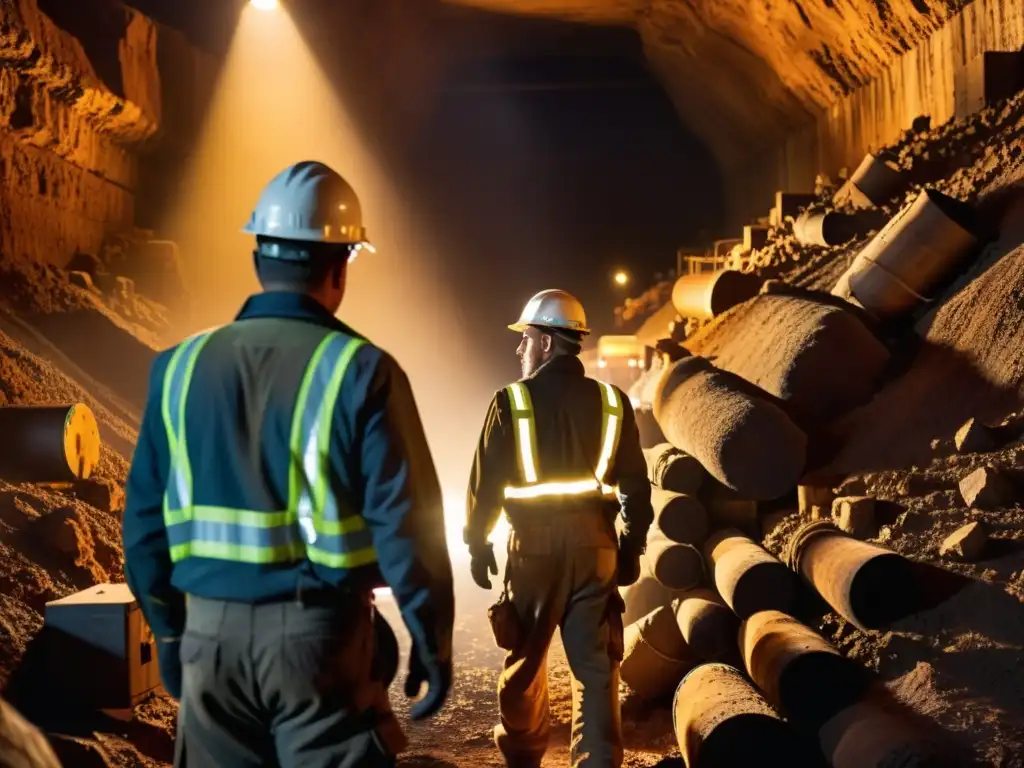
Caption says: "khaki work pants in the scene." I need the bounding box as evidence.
[495,513,624,768]
[174,592,405,768]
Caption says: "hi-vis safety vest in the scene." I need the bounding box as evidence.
[160,330,378,569]
[503,379,623,501]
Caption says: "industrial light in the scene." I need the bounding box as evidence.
[250,0,278,10]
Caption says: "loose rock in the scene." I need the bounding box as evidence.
[955,418,996,453]
[958,466,1014,509]
[939,521,988,561]
[832,496,877,539]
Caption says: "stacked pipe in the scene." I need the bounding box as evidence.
[786,520,924,631]
[653,355,807,501]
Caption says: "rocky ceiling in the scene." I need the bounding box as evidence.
[442,0,970,167]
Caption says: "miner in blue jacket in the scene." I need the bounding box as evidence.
[122,160,455,768]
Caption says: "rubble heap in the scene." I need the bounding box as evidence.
[624,88,1024,765]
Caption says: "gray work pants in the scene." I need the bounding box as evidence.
[174,593,406,768]
[494,512,624,768]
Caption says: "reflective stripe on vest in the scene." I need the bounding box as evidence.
[161,331,377,569]
[503,379,623,500]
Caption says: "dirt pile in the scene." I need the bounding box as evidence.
[685,291,890,427]
[0,248,177,766]
[646,86,1024,766]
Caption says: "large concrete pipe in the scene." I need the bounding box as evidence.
[700,481,759,537]
[673,663,811,768]
[645,443,705,494]
[634,407,667,449]
[652,488,709,546]
[0,404,101,483]
[820,699,948,768]
[671,270,765,321]
[832,152,904,209]
[832,189,980,321]
[621,604,693,701]
[793,209,888,247]
[621,567,679,626]
[674,588,739,663]
[740,611,871,729]
[787,521,920,631]
[704,529,796,619]
[653,356,807,500]
[647,532,704,591]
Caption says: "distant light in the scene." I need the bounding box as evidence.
[627,358,637,368]
[250,0,278,10]
[613,270,630,286]
[597,358,608,369]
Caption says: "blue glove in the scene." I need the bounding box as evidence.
[157,638,182,700]
[404,641,452,721]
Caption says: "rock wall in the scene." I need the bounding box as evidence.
[446,0,1024,225]
[732,0,1024,222]
[0,0,158,266]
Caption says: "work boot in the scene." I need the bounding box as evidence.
[493,725,543,768]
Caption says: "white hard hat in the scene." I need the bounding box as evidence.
[242,161,371,246]
[509,289,590,335]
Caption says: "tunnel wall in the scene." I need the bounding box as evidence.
[728,0,1024,222]
[0,0,162,265]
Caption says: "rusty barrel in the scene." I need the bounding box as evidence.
[787,521,920,631]
[833,188,979,321]
[704,529,795,619]
[621,604,693,701]
[0,404,101,482]
[740,610,871,729]
[648,532,705,591]
[820,699,948,767]
[671,270,765,321]
[673,663,809,768]
[645,443,705,494]
[652,488,710,546]
[793,209,888,247]
[832,151,904,209]
[674,589,739,663]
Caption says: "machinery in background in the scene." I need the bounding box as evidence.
[581,334,645,398]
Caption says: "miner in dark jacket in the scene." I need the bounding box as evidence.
[464,289,653,768]
[122,161,455,768]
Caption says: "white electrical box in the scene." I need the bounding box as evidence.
[44,583,161,710]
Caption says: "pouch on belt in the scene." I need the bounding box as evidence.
[488,589,522,651]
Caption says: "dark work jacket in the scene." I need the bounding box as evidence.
[465,354,653,549]
[122,292,454,667]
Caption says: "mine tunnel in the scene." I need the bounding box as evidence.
[1,0,1024,765]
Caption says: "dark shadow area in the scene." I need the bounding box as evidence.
[823,340,1019,475]
[21,311,155,411]
[820,683,977,768]
[7,627,173,764]
[396,758,458,768]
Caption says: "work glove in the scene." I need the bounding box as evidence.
[156,637,182,700]
[404,641,452,721]
[616,535,643,587]
[469,542,499,590]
